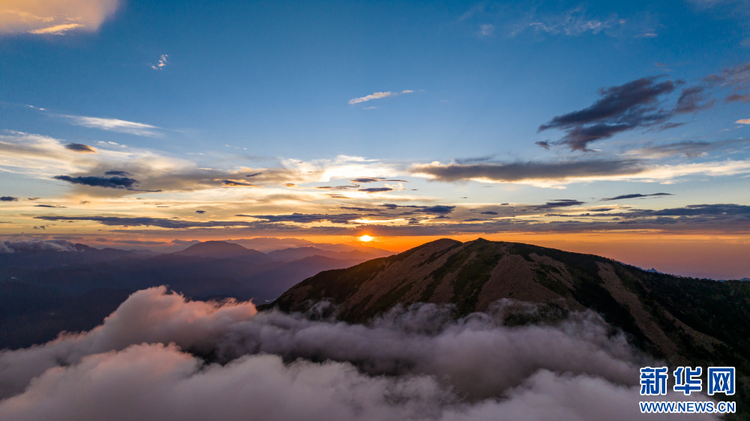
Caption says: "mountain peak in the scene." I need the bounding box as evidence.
[273,238,750,374]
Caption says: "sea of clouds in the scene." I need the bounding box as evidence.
[0,286,718,421]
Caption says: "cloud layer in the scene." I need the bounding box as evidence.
[0,287,718,421]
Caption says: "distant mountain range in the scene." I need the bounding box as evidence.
[273,238,750,409]
[0,240,391,349]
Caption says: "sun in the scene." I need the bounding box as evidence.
[358,235,374,242]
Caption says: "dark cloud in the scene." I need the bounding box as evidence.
[28,197,41,201]
[538,76,678,151]
[535,141,551,150]
[316,185,360,190]
[64,143,97,153]
[245,172,263,177]
[454,155,495,165]
[674,86,714,114]
[34,204,66,208]
[480,211,499,215]
[413,159,644,182]
[350,177,383,183]
[221,179,256,187]
[104,170,132,176]
[704,61,750,89]
[534,199,584,209]
[53,175,140,190]
[602,193,672,201]
[35,216,262,229]
[237,213,360,224]
[726,93,750,102]
[629,139,750,158]
[359,187,393,193]
[195,210,206,214]
[0,196,18,202]
[79,200,91,204]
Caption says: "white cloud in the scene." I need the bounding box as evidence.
[62,115,162,137]
[151,54,168,70]
[348,90,414,105]
[0,0,120,36]
[0,288,718,421]
[478,23,495,37]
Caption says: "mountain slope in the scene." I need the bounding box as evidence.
[273,238,750,375]
[173,241,272,264]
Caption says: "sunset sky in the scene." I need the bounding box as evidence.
[1,0,749,279]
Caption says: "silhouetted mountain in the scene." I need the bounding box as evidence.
[0,282,133,349]
[173,241,272,264]
[273,238,750,407]
[242,255,364,302]
[0,244,154,270]
[267,246,386,263]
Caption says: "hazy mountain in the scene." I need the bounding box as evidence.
[173,240,272,264]
[273,238,750,406]
[267,246,387,263]
[242,255,364,302]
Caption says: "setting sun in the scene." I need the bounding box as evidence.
[358,235,374,242]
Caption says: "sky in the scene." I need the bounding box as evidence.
[0,0,749,278]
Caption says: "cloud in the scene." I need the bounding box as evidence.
[104,170,131,176]
[34,204,66,208]
[35,215,262,229]
[62,115,161,137]
[0,239,77,254]
[704,61,750,99]
[674,86,714,114]
[0,0,120,36]
[195,210,206,214]
[534,199,584,209]
[626,139,750,159]
[53,175,140,190]
[477,23,495,37]
[538,76,678,151]
[412,159,644,184]
[151,54,168,70]
[0,196,18,202]
[358,187,393,193]
[237,213,360,224]
[737,119,750,124]
[64,143,97,153]
[349,90,414,105]
[0,287,717,421]
[221,179,257,187]
[602,193,672,201]
[726,93,750,102]
[514,7,625,38]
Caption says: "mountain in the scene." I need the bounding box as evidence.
[273,238,750,405]
[241,255,364,302]
[173,241,272,264]
[267,246,387,262]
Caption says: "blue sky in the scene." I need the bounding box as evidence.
[0,0,749,277]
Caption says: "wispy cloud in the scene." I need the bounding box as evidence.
[512,7,625,38]
[348,90,414,105]
[0,0,120,36]
[736,119,750,124]
[477,23,495,37]
[151,54,168,70]
[62,115,162,137]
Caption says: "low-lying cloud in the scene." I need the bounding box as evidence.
[0,287,718,420]
[0,239,77,254]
